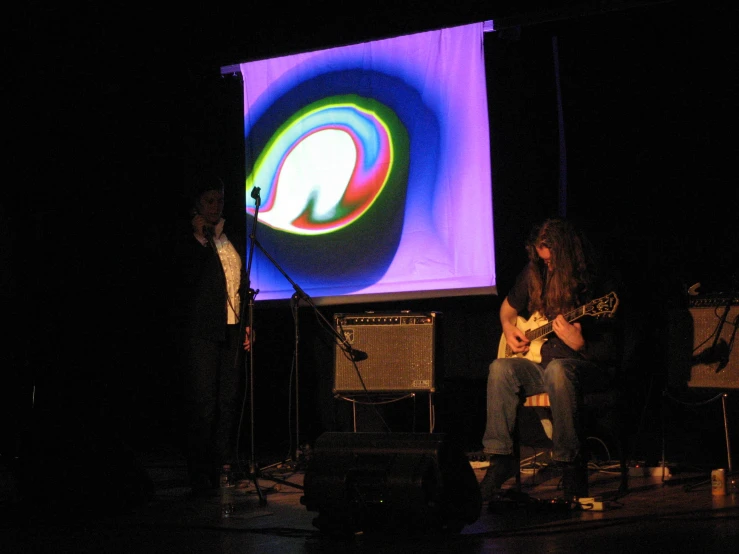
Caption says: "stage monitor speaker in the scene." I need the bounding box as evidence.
[333,312,440,394]
[300,431,481,535]
[667,297,739,390]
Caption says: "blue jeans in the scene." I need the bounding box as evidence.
[482,356,610,463]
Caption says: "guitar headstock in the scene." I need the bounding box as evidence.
[584,291,619,318]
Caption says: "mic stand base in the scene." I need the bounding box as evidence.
[260,473,305,492]
[239,464,267,506]
[259,450,308,492]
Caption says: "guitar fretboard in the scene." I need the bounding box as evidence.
[525,305,588,341]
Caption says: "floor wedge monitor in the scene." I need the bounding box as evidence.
[300,431,481,535]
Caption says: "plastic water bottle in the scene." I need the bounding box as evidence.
[219,464,235,517]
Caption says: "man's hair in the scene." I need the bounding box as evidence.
[525,217,597,318]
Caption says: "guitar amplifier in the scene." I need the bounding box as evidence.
[333,312,441,393]
[667,296,739,390]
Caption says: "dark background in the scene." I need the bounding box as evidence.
[4,1,737,480]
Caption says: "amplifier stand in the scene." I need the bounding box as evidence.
[661,389,734,489]
[336,392,435,433]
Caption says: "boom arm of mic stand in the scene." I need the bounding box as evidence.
[711,290,738,373]
[251,238,355,353]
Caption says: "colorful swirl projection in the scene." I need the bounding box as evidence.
[245,96,405,235]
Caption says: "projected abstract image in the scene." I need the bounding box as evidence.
[227,22,496,303]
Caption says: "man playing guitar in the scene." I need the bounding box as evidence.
[480,218,623,504]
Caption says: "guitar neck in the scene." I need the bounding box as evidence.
[526,305,588,341]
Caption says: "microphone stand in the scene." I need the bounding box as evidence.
[251,240,350,457]
[242,187,266,506]
[244,187,359,489]
[291,290,301,465]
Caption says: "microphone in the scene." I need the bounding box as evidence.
[350,349,368,362]
[203,225,215,239]
[250,186,261,201]
[692,339,729,367]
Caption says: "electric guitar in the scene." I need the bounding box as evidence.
[497,291,619,363]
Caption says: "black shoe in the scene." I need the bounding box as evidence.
[479,454,518,501]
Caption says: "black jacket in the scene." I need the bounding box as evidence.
[173,225,247,342]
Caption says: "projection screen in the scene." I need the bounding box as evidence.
[221,22,496,304]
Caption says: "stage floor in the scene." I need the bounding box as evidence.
[3,442,738,553]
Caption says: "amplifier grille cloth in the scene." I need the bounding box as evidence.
[687,305,739,390]
[334,316,436,393]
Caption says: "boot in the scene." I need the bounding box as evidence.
[560,456,588,500]
[479,454,518,501]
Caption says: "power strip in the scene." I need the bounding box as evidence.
[628,465,671,478]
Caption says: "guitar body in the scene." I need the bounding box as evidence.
[497,313,549,364]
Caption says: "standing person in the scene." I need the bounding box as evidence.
[174,173,252,493]
[480,217,622,502]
